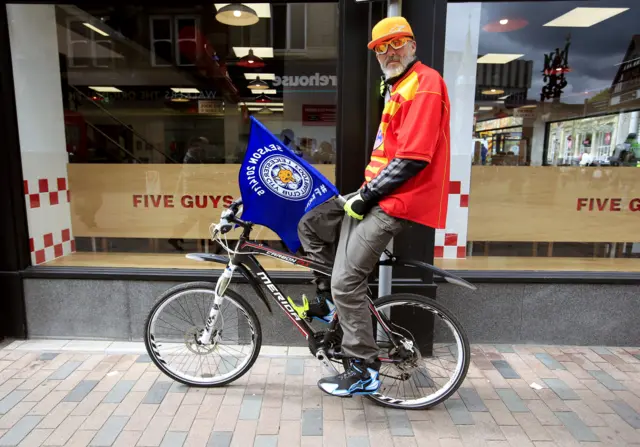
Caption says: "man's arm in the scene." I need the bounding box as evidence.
[360,158,428,203]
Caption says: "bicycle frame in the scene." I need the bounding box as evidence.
[189,203,476,373]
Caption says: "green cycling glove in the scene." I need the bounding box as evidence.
[344,193,369,220]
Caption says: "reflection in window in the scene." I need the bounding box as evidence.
[443,0,640,267]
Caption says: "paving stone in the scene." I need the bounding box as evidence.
[458,388,489,412]
[588,371,627,391]
[91,415,130,446]
[0,391,29,415]
[239,395,263,421]
[208,431,233,447]
[590,347,612,356]
[286,359,305,376]
[386,409,414,436]
[39,353,59,361]
[159,431,187,447]
[143,381,173,405]
[344,410,367,437]
[112,429,143,447]
[526,400,562,426]
[37,401,78,429]
[103,380,136,404]
[513,413,553,441]
[63,380,99,402]
[136,355,152,363]
[491,361,521,379]
[44,414,86,445]
[255,434,279,447]
[112,391,146,417]
[606,400,640,429]
[496,389,529,413]
[555,411,599,442]
[48,361,82,380]
[564,400,607,427]
[214,405,241,432]
[470,412,505,441]
[0,416,42,446]
[444,399,474,425]
[495,345,515,354]
[484,399,518,426]
[169,382,188,394]
[302,408,323,436]
[573,390,615,415]
[534,354,566,371]
[499,426,535,447]
[346,436,370,447]
[542,379,580,400]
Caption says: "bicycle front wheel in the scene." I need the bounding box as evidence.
[144,282,262,387]
[350,293,470,410]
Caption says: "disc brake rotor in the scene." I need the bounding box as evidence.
[184,327,218,355]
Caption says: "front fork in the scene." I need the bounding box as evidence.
[197,263,236,345]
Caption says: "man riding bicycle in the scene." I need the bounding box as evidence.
[297,16,451,397]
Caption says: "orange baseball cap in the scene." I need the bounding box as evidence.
[367,16,414,50]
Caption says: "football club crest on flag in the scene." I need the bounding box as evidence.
[238,117,339,252]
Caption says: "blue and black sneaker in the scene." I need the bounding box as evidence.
[317,358,381,397]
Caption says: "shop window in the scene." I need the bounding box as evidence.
[8,2,338,269]
[272,3,307,51]
[150,15,200,67]
[67,18,114,68]
[442,0,640,271]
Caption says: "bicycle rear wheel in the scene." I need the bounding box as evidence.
[344,293,470,410]
[144,282,262,387]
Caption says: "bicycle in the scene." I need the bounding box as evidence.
[144,198,477,410]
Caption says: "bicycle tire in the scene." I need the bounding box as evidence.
[144,282,262,387]
[343,293,470,410]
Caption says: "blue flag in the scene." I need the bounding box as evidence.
[238,117,339,252]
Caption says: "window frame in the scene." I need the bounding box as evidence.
[149,15,174,67]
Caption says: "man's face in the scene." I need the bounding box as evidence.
[376,38,416,79]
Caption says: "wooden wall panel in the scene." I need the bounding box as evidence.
[68,163,336,239]
[468,166,640,242]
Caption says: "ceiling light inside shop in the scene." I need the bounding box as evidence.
[171,88,200,94]
[251,89,277,95]
[171,97,190,102]
[482,88,505,95]
[89,86,122,93]
[233,47,274,58]
[237,49,265,68]
[477,54,524,64]
[241,102,284,107]
[245,73,276,81]
[498,95,511,100]
[214,3,271,18]
[482,18,528,33]
[248,77,269,90]
[478,106,493,111]
[83,23,109,36]
[544,7,628,27]
[215,4,259,26]
[248,107,283,111]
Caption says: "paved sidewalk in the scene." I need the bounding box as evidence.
[1,340,640,446]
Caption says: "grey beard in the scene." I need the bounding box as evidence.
[381,55,416,80]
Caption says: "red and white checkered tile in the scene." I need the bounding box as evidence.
[23,175,75,265]
[24,177,70,209]
[435,176,470,259]
[30,228,75,265]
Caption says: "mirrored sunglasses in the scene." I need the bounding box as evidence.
[374,37,413,55]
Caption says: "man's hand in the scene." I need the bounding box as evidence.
[344,193,368,220]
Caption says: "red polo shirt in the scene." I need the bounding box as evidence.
[364,61,451,229]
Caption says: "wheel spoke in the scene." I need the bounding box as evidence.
[361,297,469,409]
[146,288,259,386]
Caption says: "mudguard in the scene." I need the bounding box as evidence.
[378,257,477,291]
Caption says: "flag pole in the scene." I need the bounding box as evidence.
[378,0,401,299]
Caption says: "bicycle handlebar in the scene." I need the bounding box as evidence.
[214,194,347,237]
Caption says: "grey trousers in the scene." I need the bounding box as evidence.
[297,197,406,361]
